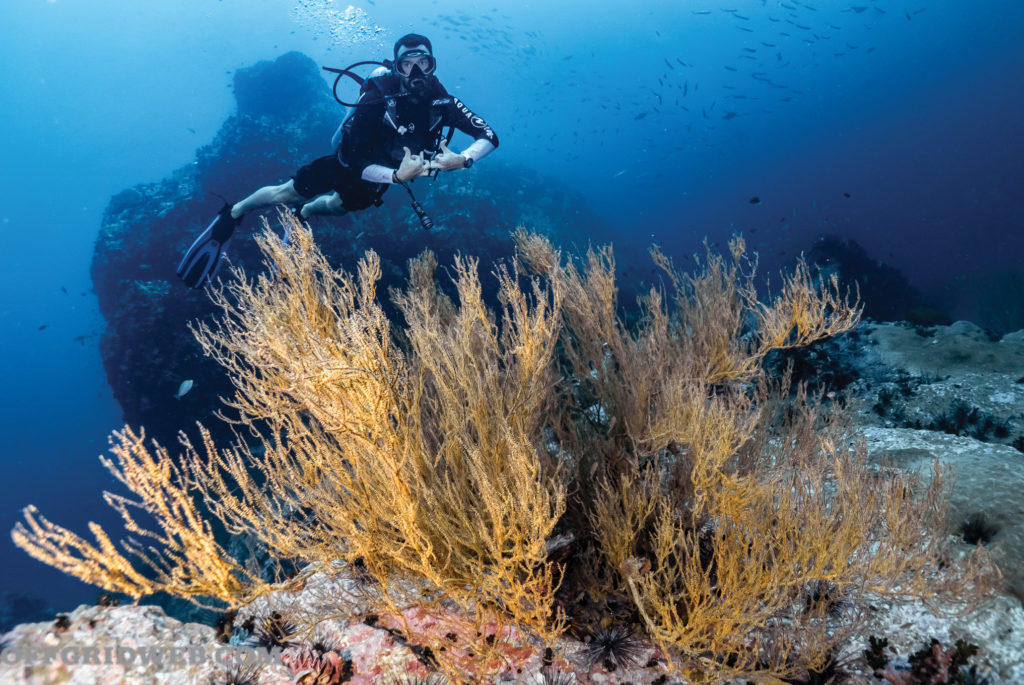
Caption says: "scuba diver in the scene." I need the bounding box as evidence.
[178,33,499,289]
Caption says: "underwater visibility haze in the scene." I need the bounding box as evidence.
[1,0,1022,627]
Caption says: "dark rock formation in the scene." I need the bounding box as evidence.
[804,234,952,326]
[91,51,609,447]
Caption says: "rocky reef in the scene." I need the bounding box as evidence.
[91,51,609,446]
[776,321,1024,599]
[2,553,1023,683]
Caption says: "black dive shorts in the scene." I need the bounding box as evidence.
[292,155,386,211]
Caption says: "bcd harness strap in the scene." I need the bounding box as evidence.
[381,92,456,162]
[326,64,457,168]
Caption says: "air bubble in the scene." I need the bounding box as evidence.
[290,2,387,49]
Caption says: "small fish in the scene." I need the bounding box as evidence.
[38,324,48,331]
[612,169,628,178]
[186,127,196,134]
[60,286,68,294]
[634,112,648,120]
[749,196,761,205]
[174,379,194,399]
[843,192,851,198]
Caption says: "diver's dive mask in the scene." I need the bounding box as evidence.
[396,51,434,92]
[396,53,435,78]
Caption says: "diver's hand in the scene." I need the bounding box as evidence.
[395,147,431,183]
[429,140,468,172]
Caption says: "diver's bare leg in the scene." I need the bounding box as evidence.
[231,180,305,219]
[300,192,346,217]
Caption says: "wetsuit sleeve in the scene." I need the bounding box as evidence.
[445,97,499,152]
[362,164,396,184]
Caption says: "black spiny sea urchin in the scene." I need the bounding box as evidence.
[581,625,644,672]
[252,611,297,650]
[960,512,999,545]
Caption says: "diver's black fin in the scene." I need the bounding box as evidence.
[177,203,241,289]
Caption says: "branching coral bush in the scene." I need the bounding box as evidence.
[185,218,568,672]
[12,214,999,683]
[516,231,996,680]
[11,427,267,608]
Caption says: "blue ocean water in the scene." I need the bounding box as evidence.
[0,0,1021,620]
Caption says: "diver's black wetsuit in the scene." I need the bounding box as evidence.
[292,73,498,211]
